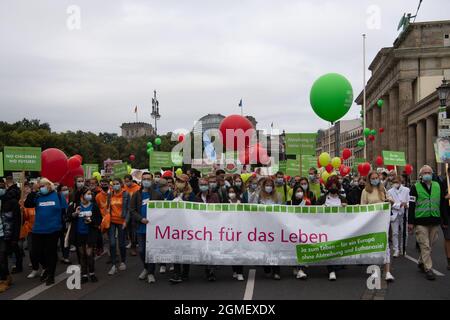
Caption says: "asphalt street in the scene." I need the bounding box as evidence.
[1,233,450,300]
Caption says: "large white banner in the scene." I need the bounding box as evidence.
[146,201,390,266]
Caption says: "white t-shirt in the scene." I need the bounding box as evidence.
[325,195,342,207]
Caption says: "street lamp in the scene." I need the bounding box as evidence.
[151,90,161,136]
[437,79,450,107]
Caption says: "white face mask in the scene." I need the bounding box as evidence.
[228,193,236,200]
[295,192,304,199]
[393,183,400,189]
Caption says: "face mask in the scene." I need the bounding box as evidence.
[359,183,366,188]
[309,175,316,181]
[393,183,400,189]
[250,183,258,190]
[84,194,92,202]
[142,180,152,189]
[0,189,6,197]
[276,178,284,185]
[113,185,121,192]
[76,182,84,189]
[40,187,49,195]
[235,182,242,187]
[422,174,432,182]
[154,178,160,184]
[370,179,380,186]
[102,186,109,192]
[176,182,186,190]
[228,193,236,200]
[295,192,304,199]
[225,181,231,188]
[209,183,217,189]
[62,190,69,197]
[126,182,132,187]
[300,184,308,191]
[265,186,273,194]
[199,185,209,192]
[338,179,343,184]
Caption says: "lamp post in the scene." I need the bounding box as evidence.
[437,79,450,177]
[151,90,161,136]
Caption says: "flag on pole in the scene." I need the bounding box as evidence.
[238,99,243,108]
[134,106,138,113]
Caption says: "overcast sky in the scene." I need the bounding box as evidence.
[1,0,449,135]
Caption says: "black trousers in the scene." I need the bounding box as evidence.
[0,239,9,280]
[78,245,95,275]
[173,264,190,277]
[31,232,60,278]
[232,266,243,274]
[7,241,23,270]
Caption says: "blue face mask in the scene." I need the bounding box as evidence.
[0,189,6,197]
[40,187,49,195]
[370,179,380,186]
[199,185,209,192]
[142,180,152,189]
[422,174,432,182]
[113,185,121,192]
[84,194,92,202]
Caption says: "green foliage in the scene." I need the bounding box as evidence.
[0,118,178,169]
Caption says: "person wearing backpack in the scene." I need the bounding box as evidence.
[106,178,130,276]
[24,178,68,286]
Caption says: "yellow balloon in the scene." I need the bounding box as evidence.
[331,157,341,169]
[321,171,330,183]
[319,152,331,167]
[175,168,183,176]
[241,173,251,184]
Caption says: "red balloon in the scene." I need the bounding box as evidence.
[162,171,173,178]
[317,158,322,168]
[375,156,384,167]
[285,175,291,182]
[368,135,375,142]
[73,154,82,163]
[67,156,81,171]
[339,164,350,176]
[379,128,384,134]
[404,164,413,175]
[60,166,84,188]
[41,148,68,183]
[358,162,371,176]
[219,115,254,151]
[129,154,136,161]
[178,134,185,143]
[319,178,324,185]
[342,148,352,160]
[386,165,395,171]
[325,164,333,173]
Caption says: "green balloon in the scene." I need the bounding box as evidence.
[310,73,353,123]
[147,142,153,148]
[155,137,162,146]
[370,129,377,136]
[147,147,154,154]
[363,128,371,137]
[377,99,384,107]
[357,140,365,147]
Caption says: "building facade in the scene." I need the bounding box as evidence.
[121,122,155,139]
[355,20,450,178]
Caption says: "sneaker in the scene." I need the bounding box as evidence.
[169,265,174,272]
[45,277,55,286]
[273,274,281,280]
[118,263,127,271]
[126,243,132,249]
[81,275,89,284]
[27,270,39,279]
[70,245,76,252]
[40,270,48,282]
[418,263,425,273]
[237,274,245,281]
[159,266,167,274]
[147,274,156,284]
[89,274,98,283]
[63,259,71,265]
[385,272,395,282]
[393,250,399,258]
[169,275,183,284]
[138,269,149,280]
[296,269,308,280]
[329,272,337,281]
[425,270,436,280]
[108,265,117,276]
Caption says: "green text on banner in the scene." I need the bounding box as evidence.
[382,151,406,166]
[113,162,128,179]
[285,133,317,156]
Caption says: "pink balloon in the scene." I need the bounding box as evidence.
[41,148,68,183]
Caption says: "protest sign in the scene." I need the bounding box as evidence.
[381,151,406,166]
[3,147,41,171]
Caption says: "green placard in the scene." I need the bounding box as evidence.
[301,155,317,176]
[382,151,406,166]
[150,151,183,171]
[83,164,99,178]
[285,133,317,156]
[0,152,3,177]
[286,158,301,177]
[113,163,128,179]
[3,147,41,171]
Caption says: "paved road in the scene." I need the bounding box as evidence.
[2,233,450,300]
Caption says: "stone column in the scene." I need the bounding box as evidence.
[389,87,399,151]
[416,120,426,175]
[381,95,389,151]
[426,115,437,171]
[408,124,417,180]
[398,80,414,154]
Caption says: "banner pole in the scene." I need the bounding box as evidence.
[446,163,450,206]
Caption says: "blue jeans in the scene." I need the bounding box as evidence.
[137,233,155,275]
[108,223,126,265]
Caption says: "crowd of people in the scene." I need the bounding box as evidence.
[0,164,449,293]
